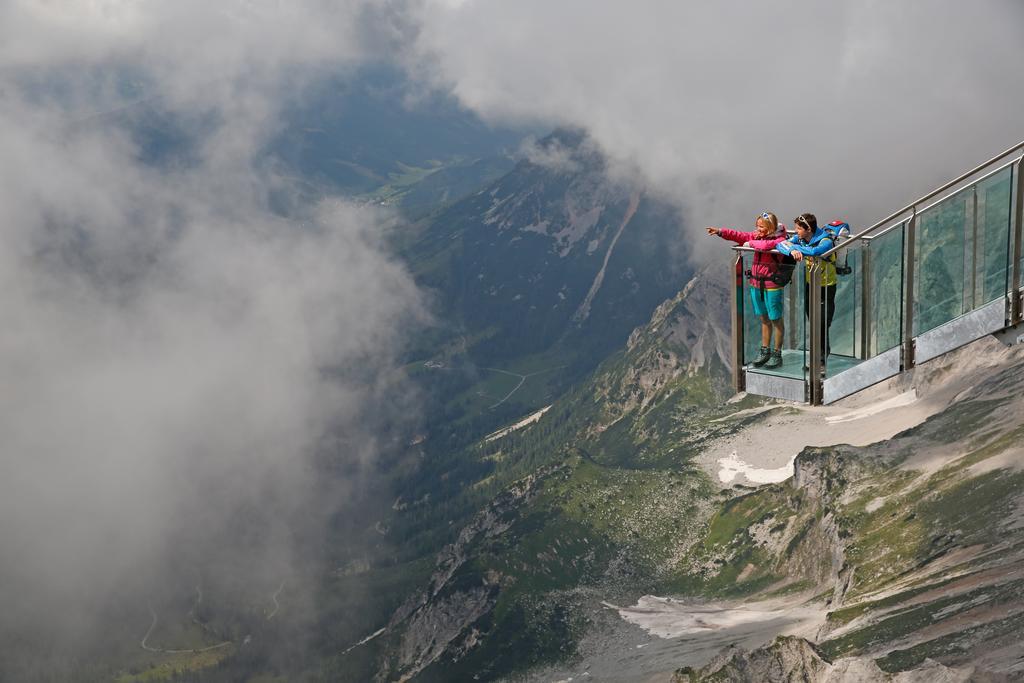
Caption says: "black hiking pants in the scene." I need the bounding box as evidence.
[803,282,837,357]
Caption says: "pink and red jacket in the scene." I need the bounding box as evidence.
[714,226,789,289]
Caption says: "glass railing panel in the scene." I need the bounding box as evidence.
[914,188,970,334]
[823,246,862,377]
[777,259,807,379]
[740,249,806,379]
[740,251,762,366]
[819,226,904,403]
[868,224,905,354]
[828,246,859,357]
[785,270,800,352]
[977,166,1013,306]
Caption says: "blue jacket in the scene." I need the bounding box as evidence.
[776,228,837,285]
[776,227,835,258]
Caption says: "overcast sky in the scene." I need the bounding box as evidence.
[1,0,1022,663]
[413,0,1024,229]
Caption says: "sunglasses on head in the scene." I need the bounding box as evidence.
[794,216,810,229]
[758,212,772,221]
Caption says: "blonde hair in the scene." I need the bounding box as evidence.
[758,212,779,233]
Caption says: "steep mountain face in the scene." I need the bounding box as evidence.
[665,338,1024,681]
[575,265,733,465]
[371,324,1024,682]
[375,466,558,682]
[409,130,690,371]
[376,453,712,682]
[359,269,737,681]
[314,142,715,683]
[673,635,981,682]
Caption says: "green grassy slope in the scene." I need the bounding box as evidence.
[674,344,1024,680]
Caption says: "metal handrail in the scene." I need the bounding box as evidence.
[856,154,1022,245]
[860,154,1019,245]
[818,139,1024,259]
[914,156,1019,216]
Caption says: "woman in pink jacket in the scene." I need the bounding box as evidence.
[706,212,789,369]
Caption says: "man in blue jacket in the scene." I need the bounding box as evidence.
[776,213,837,372]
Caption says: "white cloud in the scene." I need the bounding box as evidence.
[0,0,425,660]
[412,0,1024,231]
[517,134,583,173]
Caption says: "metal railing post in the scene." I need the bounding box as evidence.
[809,263,823,405]
[1012,158,1024,325]
[860,245,872,359]
[969,186,978,312]
[902,210,917,370]
[731,253,746,393]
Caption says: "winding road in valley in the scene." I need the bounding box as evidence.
[482,365,565,409]
[140,603,232,654]
[139,580,287,654]
[266,580,285,620]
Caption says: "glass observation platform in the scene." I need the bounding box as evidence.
[731,140,1024,404]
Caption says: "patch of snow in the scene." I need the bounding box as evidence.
[572,192,639,322]
[484,405,553,443]
[522,220,551,235]
[551,205,602,255]
[340,627,386,656]
[605,595,824,640]
[718,450,797,484]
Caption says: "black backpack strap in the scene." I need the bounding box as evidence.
[745,268,773,299]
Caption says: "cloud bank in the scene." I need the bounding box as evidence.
[0,0,424,668]
[412,0,1024,231]
[4,0,1024,672]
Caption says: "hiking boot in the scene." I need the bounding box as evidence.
[751,346,771,367]
[764,350,783,369]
